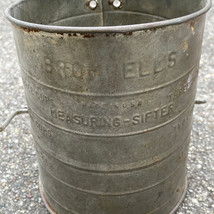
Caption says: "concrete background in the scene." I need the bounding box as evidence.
[0,0,213,213]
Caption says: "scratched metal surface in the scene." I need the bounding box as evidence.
[0,0,213,214]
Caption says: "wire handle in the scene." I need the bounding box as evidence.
[0,107,29,132]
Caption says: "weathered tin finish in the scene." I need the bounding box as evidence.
[5,0,211,213]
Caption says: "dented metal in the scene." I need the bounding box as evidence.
[5,0,211,214]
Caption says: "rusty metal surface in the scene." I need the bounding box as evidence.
[3,0,212,214]
[39,178,188,214]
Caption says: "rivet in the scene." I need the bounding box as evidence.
[89,0,98,10]
[113,0,122,8]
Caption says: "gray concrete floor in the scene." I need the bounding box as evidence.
[0,1,213,213]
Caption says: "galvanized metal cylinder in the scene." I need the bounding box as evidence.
[6,0,211,213]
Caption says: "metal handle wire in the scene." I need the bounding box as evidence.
[0,107,29,132]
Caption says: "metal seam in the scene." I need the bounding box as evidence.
[100,0,104,26]
[20,62,198,97]
[50,12,103,25]
[40,177,188,214]
[39,159,186,196]
[34,133,190,174]
[27,101,194,137]
[50,11,166,25]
